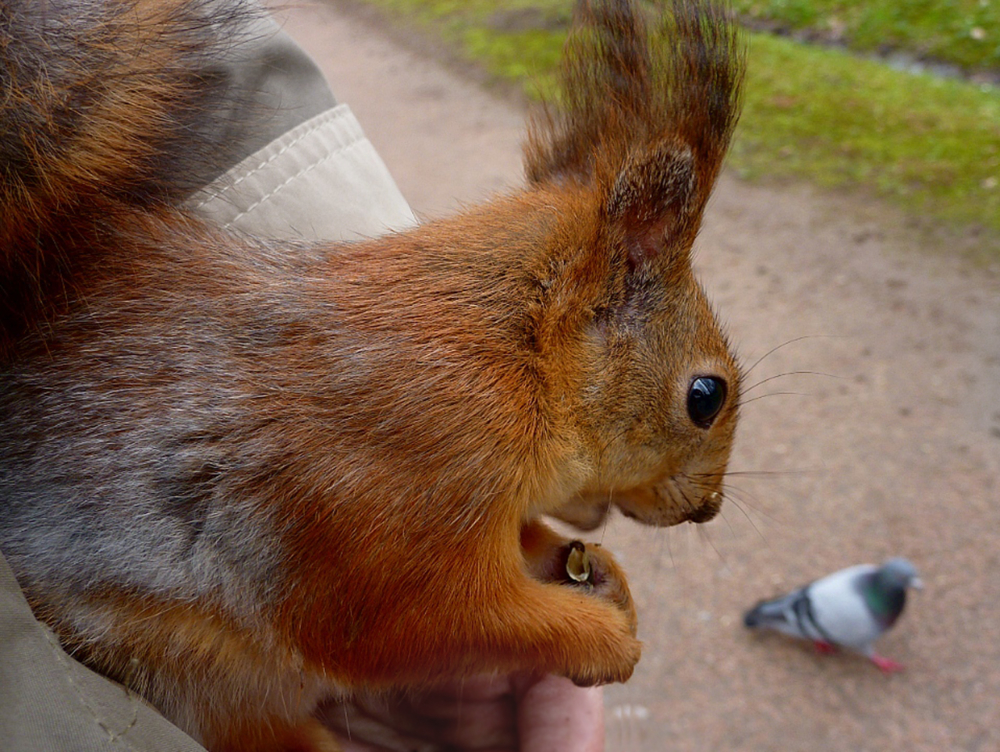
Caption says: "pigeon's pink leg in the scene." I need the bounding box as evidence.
[871,654,905,673]
[812,641,836,655]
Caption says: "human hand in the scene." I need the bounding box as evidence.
[319,673,604,752]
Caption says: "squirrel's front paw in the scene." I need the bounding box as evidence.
[552,540,641,686]
[522,523,638,636]
[564,622,642,687]
[552,540,638,638]
[520,523,641,684]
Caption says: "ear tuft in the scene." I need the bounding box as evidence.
[606,144,696,267]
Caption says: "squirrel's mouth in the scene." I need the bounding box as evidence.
[681,490,723,523]
[614,485,723,526]
[550,481,724,530]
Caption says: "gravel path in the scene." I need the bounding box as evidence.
[280,3,1000,749]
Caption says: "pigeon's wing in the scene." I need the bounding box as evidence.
[807,564,884,651]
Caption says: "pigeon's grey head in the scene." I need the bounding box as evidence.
[879,558,923,591]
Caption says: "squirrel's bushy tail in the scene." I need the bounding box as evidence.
[0,0,259,355]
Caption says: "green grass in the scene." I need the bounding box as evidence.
[732,0,1000,74]
[347,0,1000,253]
[735,33,1000,224]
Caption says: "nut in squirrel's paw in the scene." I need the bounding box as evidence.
[565,541,592,583]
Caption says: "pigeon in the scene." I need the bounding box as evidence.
[743,558,922,672]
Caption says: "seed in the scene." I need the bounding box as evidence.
[566,541,592,583]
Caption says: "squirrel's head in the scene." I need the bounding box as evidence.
[526,140,741,530]
[521,0,745,529]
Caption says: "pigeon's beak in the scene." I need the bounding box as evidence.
[911,577,924,590]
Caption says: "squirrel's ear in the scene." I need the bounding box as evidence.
[606,142,698,269]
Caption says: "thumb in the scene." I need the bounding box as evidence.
[516,674,604,752]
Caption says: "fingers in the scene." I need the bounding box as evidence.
[320,673,604,751]
[516,674,605,752]
[319,676,518,750]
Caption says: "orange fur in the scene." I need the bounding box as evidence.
[0,0,745,749]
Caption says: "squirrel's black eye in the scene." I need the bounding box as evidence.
[687,376,726,429]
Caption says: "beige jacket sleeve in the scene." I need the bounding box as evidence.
[191,102,416,241]
[0,10,413,751]
[0,555,207,751]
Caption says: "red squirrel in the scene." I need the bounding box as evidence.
[0,0,745,749]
